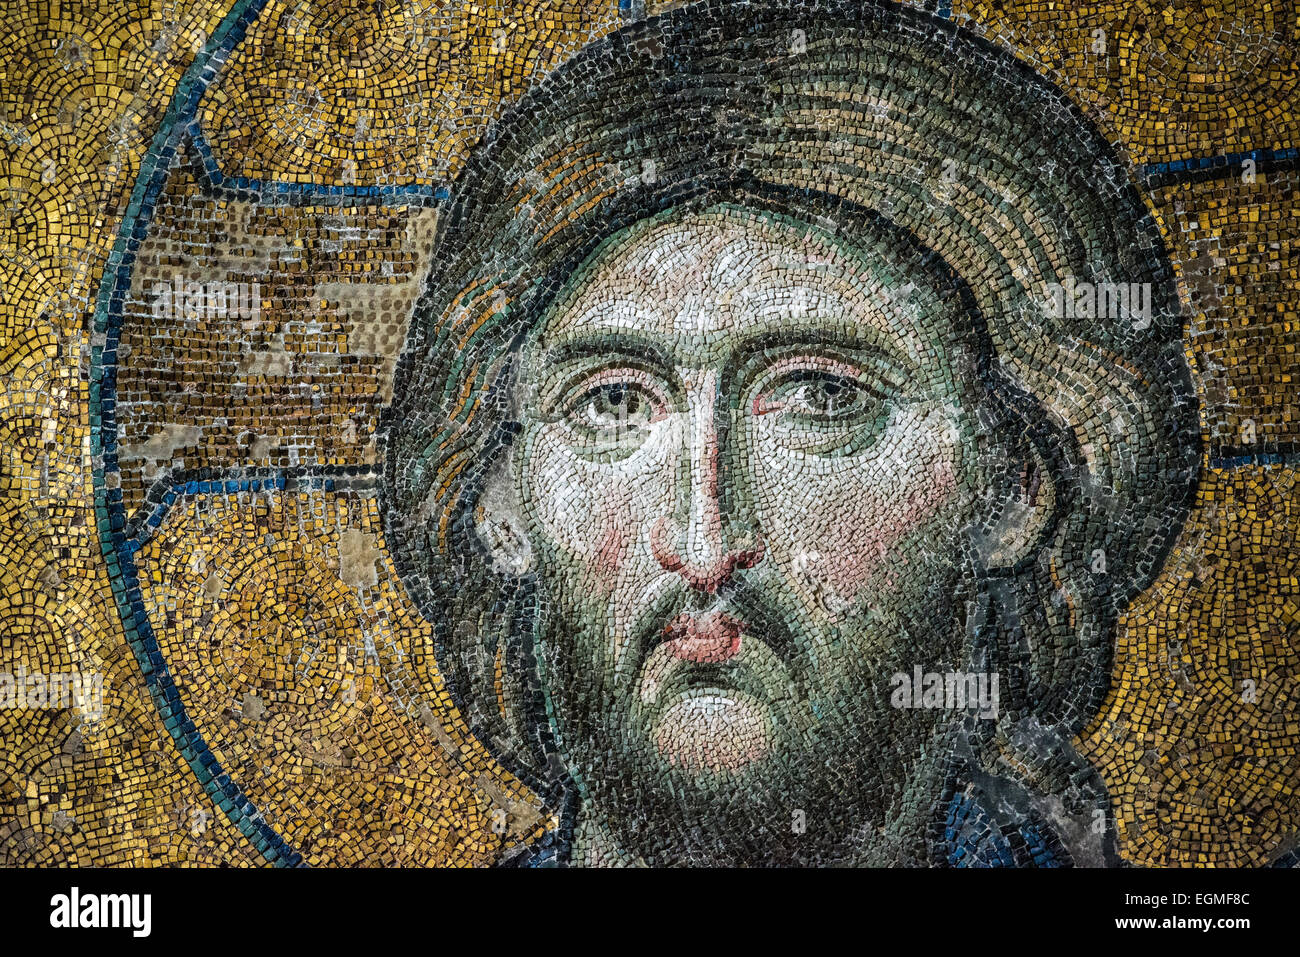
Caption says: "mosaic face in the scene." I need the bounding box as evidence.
[18,0,1297,873]
[381,0,1204,867]
[499,205,1046,863]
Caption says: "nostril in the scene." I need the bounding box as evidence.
[650,517,765,593]
[729,532,765,572]
[650,517,685,574]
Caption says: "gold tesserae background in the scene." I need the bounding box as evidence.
[1,0,1298,865]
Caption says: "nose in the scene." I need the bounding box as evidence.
[650,369,764,593]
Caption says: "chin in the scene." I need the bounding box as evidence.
[650,688,776,775]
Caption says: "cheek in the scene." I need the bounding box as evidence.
[519,423,678,592]
[816,457,959,597]
[751,408,965,601]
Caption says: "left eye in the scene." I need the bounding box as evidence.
[755,372,877,422]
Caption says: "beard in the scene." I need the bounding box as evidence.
[533,553,973,866]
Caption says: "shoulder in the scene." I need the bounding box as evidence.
[940,786,1074,867]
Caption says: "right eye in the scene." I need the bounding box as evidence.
[558,370,670,453]
[569,382,661,433]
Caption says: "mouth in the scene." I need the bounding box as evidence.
[638,609,774,713]
[658,609,746,664]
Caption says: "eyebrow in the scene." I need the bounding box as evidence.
[537,332,677,373]
[538,324,909,371]
[722,328,913,392]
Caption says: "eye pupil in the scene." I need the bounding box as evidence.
[598,385,635,419]
[793,376,859,416]
[570,380,659,437]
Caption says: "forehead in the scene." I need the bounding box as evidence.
[532,203,968,364]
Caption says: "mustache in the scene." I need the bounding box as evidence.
[621,570,803,678]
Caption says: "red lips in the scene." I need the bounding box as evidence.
[662,610,744,663]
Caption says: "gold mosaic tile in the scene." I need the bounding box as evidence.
[1152,169,1300,451]
[1083,466,1300,866]
[951,0,1300,164]
[1,0,1297,869]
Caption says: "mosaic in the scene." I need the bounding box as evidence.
[1,0,1298,867]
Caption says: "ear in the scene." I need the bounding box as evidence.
[473,456,533,577]
[972,441,1056,572]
